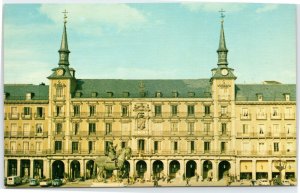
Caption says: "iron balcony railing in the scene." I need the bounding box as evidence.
[4,131,48,138]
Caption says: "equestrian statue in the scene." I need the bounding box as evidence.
[94,142,132,182]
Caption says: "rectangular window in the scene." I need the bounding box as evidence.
[221,123,227,134]
[187,105,195,116]
[56,106,62,116]
[190,141,195,153]
[73,105,80,116]
[258,142,265,153]
[10,141,16,152]
[36,142,42,152]
[89,105,96,116]
[105,123,112,135]
[171,105,178,116]
[221,142,226,152]
[74,123,79,135]
[155,105,162,116]
[286,124,292,134]
[121,141,126,148]
[171,122,178,132]
[272,107,279,117]
[173,141,178,152]
[89,123,96,134]
[105,141,111,155]
[105,105,112,116]
[11,107,18,119]
[154,141,159,153]
[36,107,44,118]
[72,142,79,153]
[258,124,265,134]
[274,142,279,152]
[55,141,62,152]
[11,123,17,136]
[204,123,210,133]
[56,123,62,134]
[188,122,194,134]
[242,124,248,134]
[204,142,210,152]
[138,139,145,152]
[273,124,279,135]
[204,106,210,115]
[24,107,31,115]
[56,87,63,97]
[88,141,95,153]
[242,108,249,117]
[122,105,128,117]
[221,106,227,115]
[36,124,43,134]
[23,123,30,136]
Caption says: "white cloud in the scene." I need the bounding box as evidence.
[256,4,279,14]
[39,4,148,34]
[182,3,246,13]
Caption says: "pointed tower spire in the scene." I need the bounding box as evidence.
[58,10,70,66]
[217,9,228,67]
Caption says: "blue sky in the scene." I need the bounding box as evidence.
[3,3,296,84]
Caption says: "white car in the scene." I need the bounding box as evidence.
[259,179,269,186]
[282,180,291,186]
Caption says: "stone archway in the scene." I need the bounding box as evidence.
[86,160,94,179]
[52,160,65,179]
[169,160,180,179]
[153,160,164,178]
[186,160,197,178]
[8,159,17,176]
[121,160,130,178]
[136,160,147,179]
[70,160,81,180]
[203,160,213,180]
[218,160,231,180]
[20,159,30,178]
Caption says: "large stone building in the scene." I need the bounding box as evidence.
[3,14,296,183]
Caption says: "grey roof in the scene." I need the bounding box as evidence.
[73,79,212,98]
[4,84,49,100]
[235,84,296,101]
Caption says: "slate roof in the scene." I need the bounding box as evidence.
[4,84,49,100]
[73,79,212,98]
[235,84,296,101]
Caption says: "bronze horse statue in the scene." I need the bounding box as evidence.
[94,147,132,182]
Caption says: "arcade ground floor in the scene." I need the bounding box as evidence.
[4,156,296,182]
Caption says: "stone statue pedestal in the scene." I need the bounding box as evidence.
[91,182,125,187]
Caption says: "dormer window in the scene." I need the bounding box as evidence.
[188,92,195,97]
[26,93,32,100]
[172,91,178,98]
[284,93,290,101]
[91,92,97,98]
[75,91,82,98]
[156,92,162,98]
[107,92,113,98]
[4,93,8,100]
[257,93,263,101]
[123,92,130,98]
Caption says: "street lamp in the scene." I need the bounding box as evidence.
[274,159,287,185]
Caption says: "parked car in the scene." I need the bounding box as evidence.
[40,179,52,187]
[29,178,39,186]
[282,179,291,186]
[7,176,22,186]
[259,179,269,186]
[52,179,62,187]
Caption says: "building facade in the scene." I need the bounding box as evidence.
[4,16,296,183]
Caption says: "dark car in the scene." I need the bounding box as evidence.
[29,178,39,186]
[52,179,62,187]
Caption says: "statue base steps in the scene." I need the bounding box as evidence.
[91,182,125,187]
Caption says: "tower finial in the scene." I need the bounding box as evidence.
[62,9,68,24]
[219,9,225,23]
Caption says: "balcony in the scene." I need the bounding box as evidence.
[4,131,48,138]
[34,113,45,120]
[270,113,281,120]
[218,95,231,101]
[284,113,295,120]
[21,113,32,120]
[219,112,231,119]
[53,112,65,117]
[8,113,19,120]
[240,114,251,120]
[219,131,231,137]
[256,113,267,120]
[5,149,49,155]
[53,95,65,101]
[52,131,65,139]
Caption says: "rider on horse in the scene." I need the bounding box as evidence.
[108,142,118,168]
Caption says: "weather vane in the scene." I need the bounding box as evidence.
[62,9,68,23]
[219,9,225,22]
